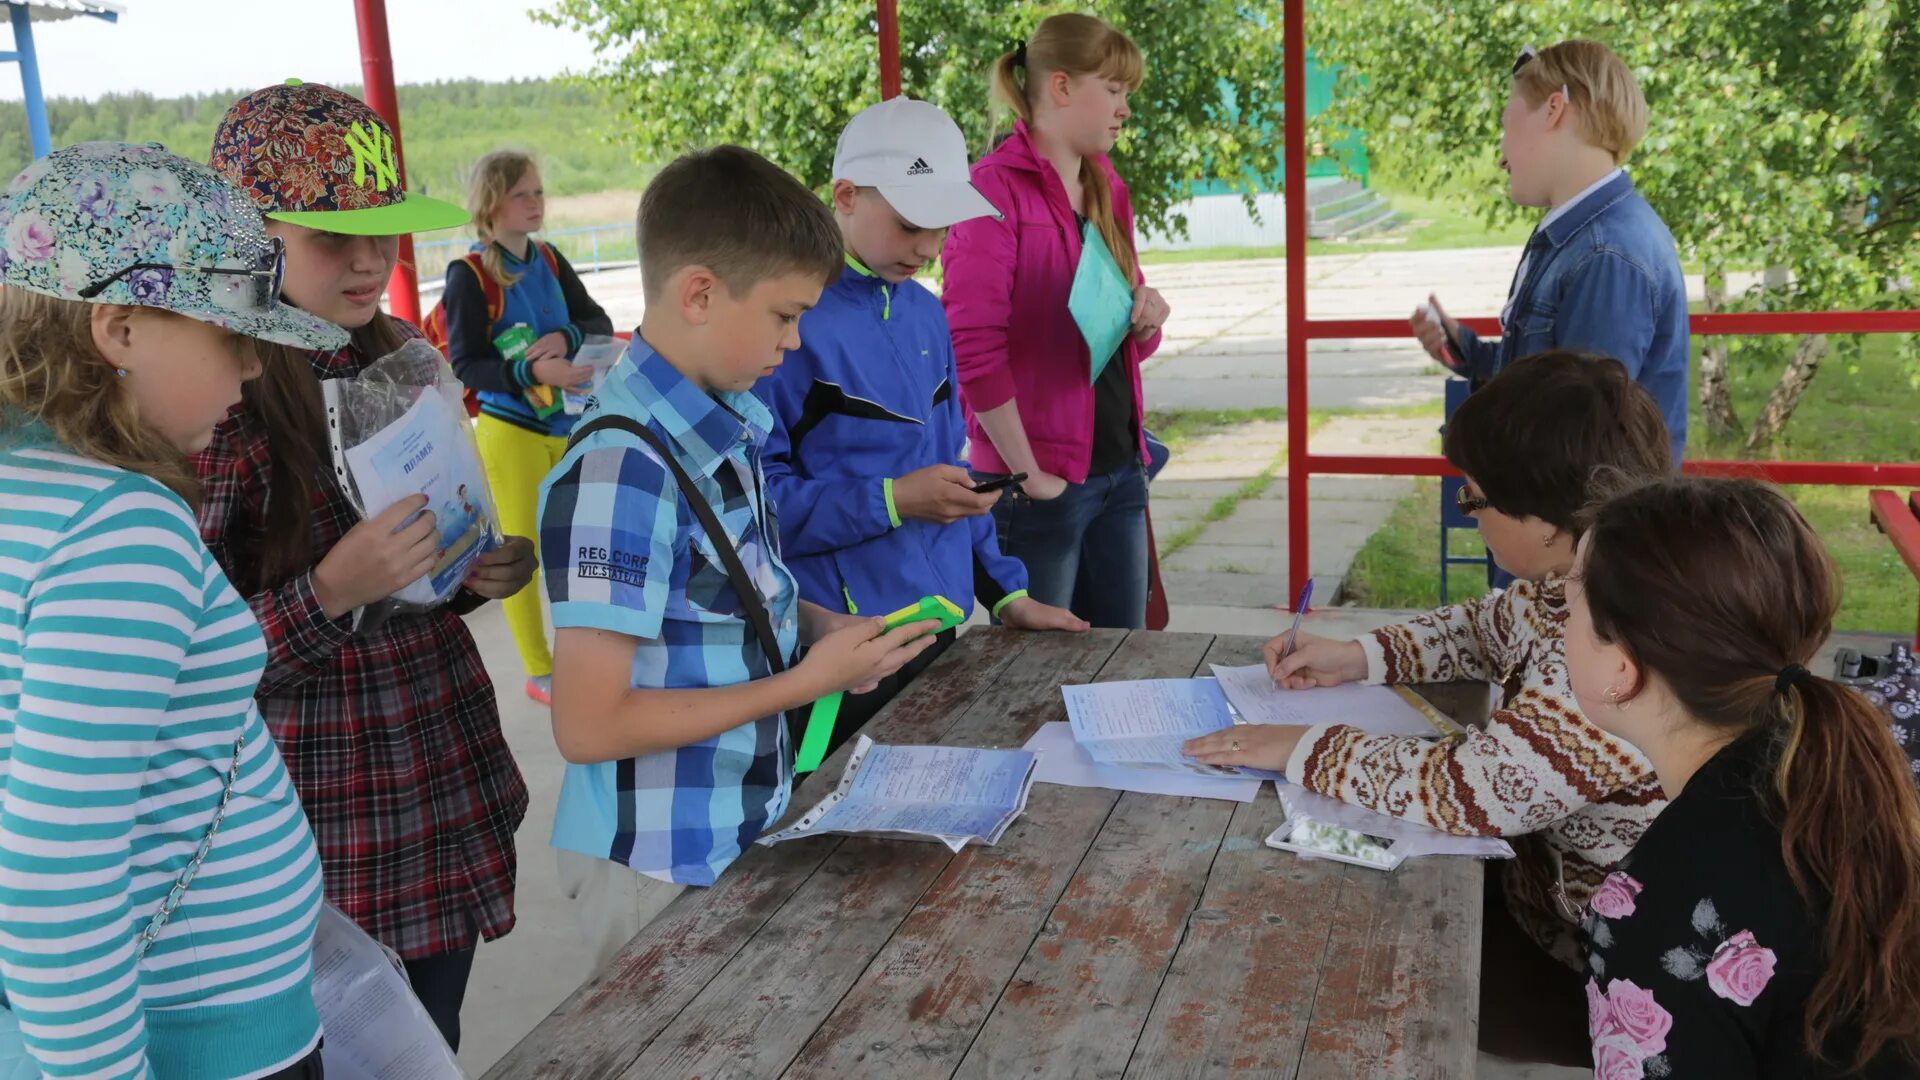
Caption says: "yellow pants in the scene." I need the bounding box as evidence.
[475,415,569,679]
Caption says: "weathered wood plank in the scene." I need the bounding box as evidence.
[785,629,1221,1079]
[619,838,954,1077]
[1126,636,1486,1078]
[482,627,1040,1080]
[1124,786,1345,1078]
[950,630,1242,1080]
[609,628,1131,1080]
[1292,857,1481,1079]
[1122,634,1347,1078]
[953,791,1237,1080]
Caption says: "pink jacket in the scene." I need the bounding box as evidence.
[942,122,1162,483]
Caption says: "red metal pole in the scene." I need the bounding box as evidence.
[1283,0,1310,606]
[877,0,902,99]
[353,0,422,326]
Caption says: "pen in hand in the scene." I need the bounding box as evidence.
[1278,577,1315,671]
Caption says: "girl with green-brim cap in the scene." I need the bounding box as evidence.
[196,79,538,1051]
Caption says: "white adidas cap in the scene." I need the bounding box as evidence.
[832,97,1002,229]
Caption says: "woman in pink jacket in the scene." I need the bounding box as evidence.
[943,13,1170,629]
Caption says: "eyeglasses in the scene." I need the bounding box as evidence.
[1455,485,1491,515]
[78,235,286,310]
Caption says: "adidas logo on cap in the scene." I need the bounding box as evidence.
[906,157,934,176]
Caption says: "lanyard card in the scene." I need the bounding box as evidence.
[1067,220,1134,384]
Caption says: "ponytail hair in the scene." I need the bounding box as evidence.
[1579,476,1920,1071]
[467,148,538,288]
[991,13,1145,284]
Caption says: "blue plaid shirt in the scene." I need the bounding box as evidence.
[537,338,799,885]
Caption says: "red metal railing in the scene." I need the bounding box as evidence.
[1280,0,1920,604]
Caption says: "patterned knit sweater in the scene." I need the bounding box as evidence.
[1283,577,1667,966]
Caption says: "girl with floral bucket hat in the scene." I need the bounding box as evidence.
[0,141,340,1079]
[193,80,536,1051]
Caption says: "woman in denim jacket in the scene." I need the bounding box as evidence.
[1414,40,1689,464]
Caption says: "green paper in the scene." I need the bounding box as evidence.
[795,691,843,774]
[1067,221,1134,384]
[493,323,536,360]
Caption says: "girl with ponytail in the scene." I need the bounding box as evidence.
[941,13,1170,629]
[1565,475,1920,1076]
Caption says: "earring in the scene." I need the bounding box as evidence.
[1542,533,1557,548]
[115,368,128,378]
[1603,686,1628,711]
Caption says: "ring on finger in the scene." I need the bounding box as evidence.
[1229,739,1242,752]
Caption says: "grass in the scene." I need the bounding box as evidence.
[1143,407,1380,559]
[1146,406,1286,452]
[1139,178,1535,267]
[1338,333,1920,633]
[1145,406,1289,558]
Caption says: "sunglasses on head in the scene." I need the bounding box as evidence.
[78,234,286,311]
[1512,44,1573,104]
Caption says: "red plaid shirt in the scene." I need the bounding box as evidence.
[191,326,529,962]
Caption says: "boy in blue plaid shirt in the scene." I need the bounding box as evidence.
[537,146,939,972]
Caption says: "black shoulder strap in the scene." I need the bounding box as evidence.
[567,415,787,676]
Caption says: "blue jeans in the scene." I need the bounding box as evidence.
[983,465,1149,630]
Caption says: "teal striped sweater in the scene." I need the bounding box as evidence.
[0,436,325,1079]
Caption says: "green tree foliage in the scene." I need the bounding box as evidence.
[539,0,1290,238]
[1310,0,1920,450]
[0,79,643,201]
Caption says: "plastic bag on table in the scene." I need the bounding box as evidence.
[322,339,502,618]
[311,904,466,1079]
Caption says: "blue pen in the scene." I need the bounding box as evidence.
[1281,577,1315,662]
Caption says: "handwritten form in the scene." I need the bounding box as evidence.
[1061,679,1285,781]
[1023,721,1262,802]
[758,735,1038,852]
[1208,663,1449,738]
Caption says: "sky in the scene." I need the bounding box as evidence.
[0,0,603,102]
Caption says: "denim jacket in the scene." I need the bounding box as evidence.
[1457,171,1689,461]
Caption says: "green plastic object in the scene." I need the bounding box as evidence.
[794,596,965,774]
[882,594,965,634]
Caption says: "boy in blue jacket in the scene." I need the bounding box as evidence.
[757,98,1086,747]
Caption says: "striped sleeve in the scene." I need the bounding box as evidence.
[0,479,206,1080]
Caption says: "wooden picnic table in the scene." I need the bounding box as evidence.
[488,627,1485,1080]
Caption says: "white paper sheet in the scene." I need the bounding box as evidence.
[337,389,495,607]
[1210,663,1449,738]
[1273,781,1514,861]
[1022,722,1261,802]
[562,336,628,414]
[311,904,465,1079]
[757,735,1037,852]
[1060,679,1285,781]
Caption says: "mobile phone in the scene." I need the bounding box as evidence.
[972,472,1029,494]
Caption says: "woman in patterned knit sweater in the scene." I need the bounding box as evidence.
[1185,350,1673,1063]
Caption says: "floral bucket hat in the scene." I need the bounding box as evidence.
[211,79,469,236]
[0,140,348,350]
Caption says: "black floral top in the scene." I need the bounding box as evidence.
[1580,732,1915,1078]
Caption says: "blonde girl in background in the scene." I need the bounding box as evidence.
[445,149,614,704]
